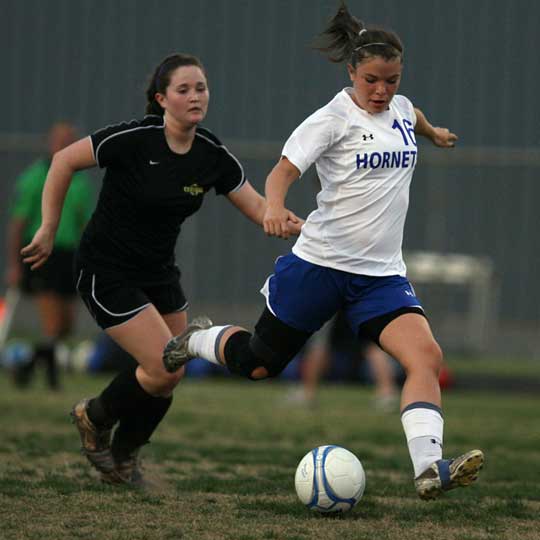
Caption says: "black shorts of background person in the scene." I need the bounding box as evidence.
[20,248,77,297]
[224,306,423,381]
[15,248,77,389]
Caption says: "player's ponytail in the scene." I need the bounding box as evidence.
[145,73,162,116]
[145,53,206,116]
[314,1,403,66]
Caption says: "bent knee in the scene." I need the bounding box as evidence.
[144,365,185,394]
[400,340,443,375]
[427,340,444,371]
[416,340,444,373]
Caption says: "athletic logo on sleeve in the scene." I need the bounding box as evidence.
[362,133,374,141]
[149,160,160,165]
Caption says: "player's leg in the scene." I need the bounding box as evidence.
[347,275,483,499]
[72,305,183,484]
[34,292,71,389]
[108,308,188,468]
[378,313,442,409]
[72,269,186,485]
[163,253,341,380]
[378,313,483,499]
[378,312,445,482]
[102,308,188,484]
[297,317,337,403]
[31,249,78,389]
[164,307,313,380]
[299,338,330,403]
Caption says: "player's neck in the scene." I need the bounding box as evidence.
[163,114,197,154]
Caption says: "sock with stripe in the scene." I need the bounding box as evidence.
[401,401,444,477]
[188,325,231,365]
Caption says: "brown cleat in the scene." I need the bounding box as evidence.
[115,449,145,487]
[71,398,117,482]
[71,399,148,486]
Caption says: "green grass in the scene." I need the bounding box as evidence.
[446,355,540,379]
[0,372,539,540]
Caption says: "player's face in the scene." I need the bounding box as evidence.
[157,66,209,127]
[347,57,402,114]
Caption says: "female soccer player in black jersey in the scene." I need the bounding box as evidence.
[21,53,302,485]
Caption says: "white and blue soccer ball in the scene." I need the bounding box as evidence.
[295,445,366,513]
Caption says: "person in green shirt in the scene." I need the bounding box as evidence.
[5,122,93,389]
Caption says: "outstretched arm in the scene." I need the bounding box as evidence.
[414,107,458,148]
[226,181,267,226]
[21,137,96,269]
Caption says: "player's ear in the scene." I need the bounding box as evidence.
[154,92,166,107]
[347,63,356,82]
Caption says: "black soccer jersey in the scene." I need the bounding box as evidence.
[77,115,245,284]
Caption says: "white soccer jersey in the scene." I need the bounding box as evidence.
[283,88,418,276]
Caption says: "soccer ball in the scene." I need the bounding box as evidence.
[294,445,366,513]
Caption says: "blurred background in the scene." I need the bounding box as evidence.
[1,0,539,363]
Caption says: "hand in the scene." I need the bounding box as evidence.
[263,206,300,239]
[286,215,305,236]
[20,226,55,270]
[432,127,458,148]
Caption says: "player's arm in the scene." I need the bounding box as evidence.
[264,157,302,239]
[21,137,96,269]
[226,181,267,226]
[414,107,458,148]
[227,175,303,238]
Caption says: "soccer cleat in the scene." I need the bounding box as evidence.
[114,449,145,487]
[71,398,116,479]
[162,315,212,373]
[415,449,484,500]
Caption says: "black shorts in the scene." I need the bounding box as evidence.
[21,248,77,297]
[75,267,188,330]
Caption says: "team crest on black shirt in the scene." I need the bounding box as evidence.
[184,183,204,196]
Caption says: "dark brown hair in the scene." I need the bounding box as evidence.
[145,53,206,115]
[313,1,403,66]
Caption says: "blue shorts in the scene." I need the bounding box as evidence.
[261,253,423,334]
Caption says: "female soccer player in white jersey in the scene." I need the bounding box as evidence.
[162,3,484,499]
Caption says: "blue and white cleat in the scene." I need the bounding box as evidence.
[415,449,484,500]
[162,316,212,373]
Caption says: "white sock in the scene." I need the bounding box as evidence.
[188,326,231,365]
[401,404,444,477]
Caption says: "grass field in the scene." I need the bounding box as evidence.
[0,371,539,540]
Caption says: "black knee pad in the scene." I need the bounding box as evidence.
[224,331,258,379]
[223,309,312,379]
